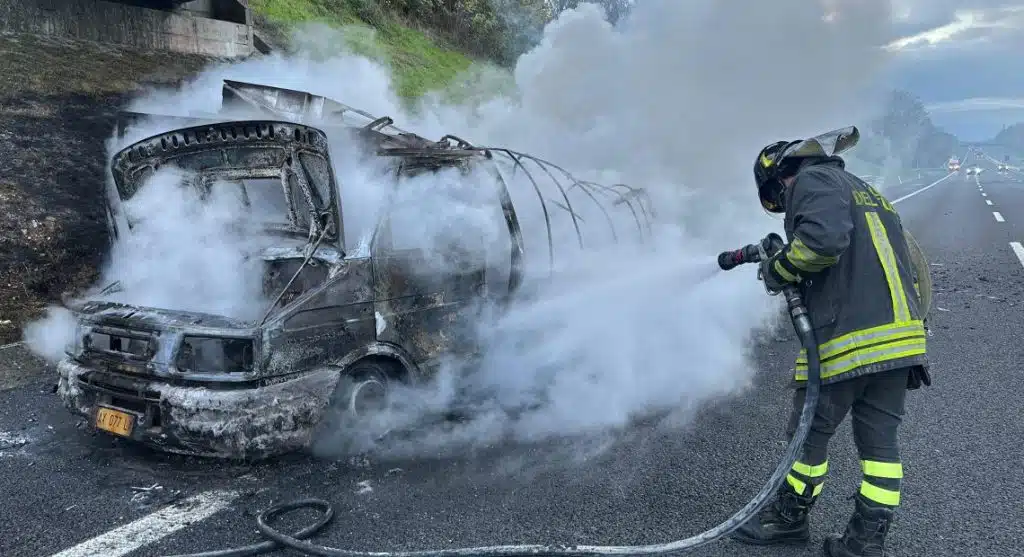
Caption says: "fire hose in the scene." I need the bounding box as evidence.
[166,235,821,557]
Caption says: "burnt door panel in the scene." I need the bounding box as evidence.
[372,250,485,366]
[263,258,377,374]
[370,171,508,366]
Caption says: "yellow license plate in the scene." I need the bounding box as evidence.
[95,407,135,437]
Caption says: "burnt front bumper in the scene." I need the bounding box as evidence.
[56,358,338,459]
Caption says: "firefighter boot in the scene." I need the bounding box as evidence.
[822,497,896,557]
[730,481,815,545]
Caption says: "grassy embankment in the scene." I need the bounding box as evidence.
[249,0,483,100]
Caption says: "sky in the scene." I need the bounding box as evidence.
[883,1,1024,141]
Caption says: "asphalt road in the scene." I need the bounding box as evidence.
[2,159,1023,557]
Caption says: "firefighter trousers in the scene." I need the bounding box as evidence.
[783,366,911,509]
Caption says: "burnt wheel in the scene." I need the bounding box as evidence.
[309,359,402,459]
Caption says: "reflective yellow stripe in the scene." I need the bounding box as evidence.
[773,259,800,282]
[786,237,838,273]
[865,211,911,322]
[792,460,829,478]
[787,474,807,495]
[812,483,824,496]
[790,209,925,381]
[795,338,926,380]
[860,481,900,505]
[862,460,903,479]
[796,320,925,363]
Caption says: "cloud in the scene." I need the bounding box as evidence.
[879,2,1024,138]
[891,0,1024,24]
[886,4,1024,52]
[926,97,1024,113]
[925,97,1024,140]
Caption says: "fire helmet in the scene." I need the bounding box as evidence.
[753,126,862,213]
[754,140,798,213]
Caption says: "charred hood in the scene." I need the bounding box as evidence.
[71,300,255,333]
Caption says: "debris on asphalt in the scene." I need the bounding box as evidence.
[130,483,183,508]
[349,455,372,469]
[0,431,30,451]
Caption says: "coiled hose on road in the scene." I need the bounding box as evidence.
[166,265,822,557]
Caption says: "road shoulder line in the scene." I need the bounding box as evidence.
[891,173,955,204]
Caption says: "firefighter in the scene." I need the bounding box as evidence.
[729,136,932,556]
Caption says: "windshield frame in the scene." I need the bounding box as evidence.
[110,120,343,249]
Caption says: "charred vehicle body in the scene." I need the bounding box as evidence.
[56,80,655,458]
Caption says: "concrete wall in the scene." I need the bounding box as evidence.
[0,0,254,58]
[175,0,249,26]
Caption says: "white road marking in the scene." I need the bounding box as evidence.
[993,211,1005,222]
[1010,242,1024,269]
[986,200,993,205]
[892,173,955,204]
[48,490,237,557]
[982,193,987,197]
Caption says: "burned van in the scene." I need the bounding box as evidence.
[55,81,654,459]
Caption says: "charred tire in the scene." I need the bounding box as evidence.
[309,359,403,459]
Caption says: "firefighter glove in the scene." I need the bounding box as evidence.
[759,232,786,258]
[757,252,788,295]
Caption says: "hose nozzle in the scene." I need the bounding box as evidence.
[717,233,785,271]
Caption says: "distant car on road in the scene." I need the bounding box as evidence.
[998,164,1009,171]
[966,166,982,176]
[947,158,961,172]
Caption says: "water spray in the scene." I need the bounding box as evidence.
[164,237,822,557]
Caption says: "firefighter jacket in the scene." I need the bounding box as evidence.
[763,156,929,385]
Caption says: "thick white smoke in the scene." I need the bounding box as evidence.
[96,167,270,319]
[24,0,896,459]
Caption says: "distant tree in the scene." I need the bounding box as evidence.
[547,0,632,24]
[488,0,554,61]
[873,90,962,168]
[993,122,1024,152]
[876,90,929,158]
[912,128,959,168]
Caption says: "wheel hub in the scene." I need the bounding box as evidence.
[348,378,387,417]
